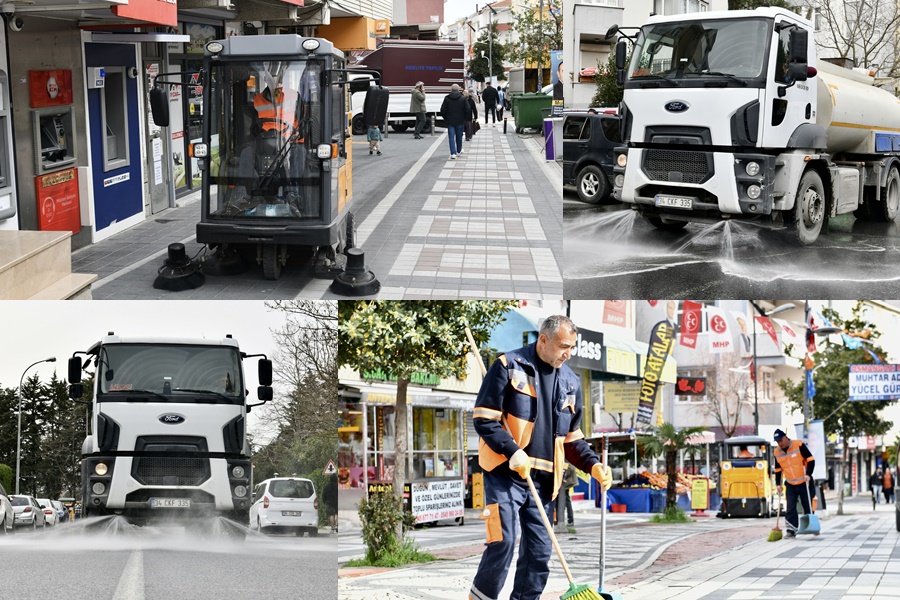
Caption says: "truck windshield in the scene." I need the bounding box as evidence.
[629,18,769,84]
[208,60,324,221]
[98,344,243,403]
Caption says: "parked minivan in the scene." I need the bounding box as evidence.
[250,477,318,537]
[562,112,622,204]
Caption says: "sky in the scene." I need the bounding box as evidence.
[444,0,482,25]
[0,301,295,441]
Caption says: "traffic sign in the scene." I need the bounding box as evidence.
[323,460,337,476]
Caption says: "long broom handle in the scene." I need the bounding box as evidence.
[525,470,577,584]
[600,435,608,589]
[465,326,577,585]
[775,489,781,529]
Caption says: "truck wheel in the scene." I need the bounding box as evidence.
[647,216,688,231]
[352,114,367,136]
[874,166,900,222]
[792,170,826,245]
[262,244,283,280]
[576,165,608,204]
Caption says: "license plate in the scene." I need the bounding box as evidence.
[282,511,302,517]
[655,194,693,210]
[150,498,190,508]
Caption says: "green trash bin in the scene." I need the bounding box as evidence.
[514,93,552,133]
[508,93,523,120]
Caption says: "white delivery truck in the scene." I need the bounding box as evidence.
[68,333,272,527]
[612,6,900,244]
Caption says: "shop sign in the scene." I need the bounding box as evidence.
[848,364,900,401]
[603,381,640,413]
[568,329,603,371]
[604,347,635,377]
[367,482,410,495]
[362,368,441,386]
[35,168,80,234]
[112,0,177,27]
[29,70,73,108]
[409,479,464,523]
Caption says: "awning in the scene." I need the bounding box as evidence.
[91,33,190,43]
[340,380,476,410]
[686,431,717,446]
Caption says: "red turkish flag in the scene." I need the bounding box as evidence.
[755,316,779,347]
[680,301,701,349]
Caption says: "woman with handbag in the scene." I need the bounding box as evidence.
[464,89,478,141]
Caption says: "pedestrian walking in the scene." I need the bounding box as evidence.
[410,81,427,139]
[883,466,894,504]
[496,86,505,120]
[482,82,499,125]
[440,83,471,159]
[324,473,338,532]
[871,468,883,503]
[773,429,815,538]
[463,89,478,142]
[468,315,613,600]
[367,124,382,156]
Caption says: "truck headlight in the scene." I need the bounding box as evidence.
[722,462,732,471]
[232,466,245,479]
[616,153,627,168]
[92,482,106,495]
[317,144,332,159]
[615,175,624,188]
[747,184,761,199]
[745,161,760,176]
[234,485,247,498]
[756,461,765,470]
[95,462,108,476]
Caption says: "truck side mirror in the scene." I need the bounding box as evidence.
[363,86,390,127]
[790,29,808,64]
[149,86,170,127]
[615,40,628,87]
[68,356,82,384]
[258,359,273,386]
[789,62,808,82]
[257,386,273,402]
[68,383,83,400]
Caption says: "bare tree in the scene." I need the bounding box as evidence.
[798,0,900,75]
[683,350,754,438]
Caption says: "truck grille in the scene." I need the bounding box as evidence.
[131,435,210,486]
[643,149,711,184]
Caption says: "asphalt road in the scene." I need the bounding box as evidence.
[0,517,336,599]
[563,190,900,299]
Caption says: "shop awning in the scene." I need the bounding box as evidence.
[340,380,476,411]
[686,431,717,446]
[91,32,190,43]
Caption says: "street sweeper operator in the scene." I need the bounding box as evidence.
[468,315,614,600]
[773,428,816,539]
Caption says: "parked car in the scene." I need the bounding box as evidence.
[0,482,13,534]
[52,500,68,523]
[11,495,46,530]
[250,477,318,537]
[36,498,58,526]
[562,112,622,204]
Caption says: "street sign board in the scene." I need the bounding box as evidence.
[848,364,900,401]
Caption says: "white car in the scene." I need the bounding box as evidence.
[250,477,318,537]
[11,495,46,529]
[36,498,58,526]
[0,482,13,534]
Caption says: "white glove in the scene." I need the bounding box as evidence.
[508,449,530,479]
[592,463,613,491]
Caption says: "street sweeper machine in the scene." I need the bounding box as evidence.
[68,333,273,528]
[149,35,386,293]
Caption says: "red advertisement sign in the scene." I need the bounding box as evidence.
[29,70,73,108]
[112,0,177,26]
[755,316,779,347]
[35,168,80,234]
[680,300,701,348]
[602,300,627,328]
[280,0,305,5]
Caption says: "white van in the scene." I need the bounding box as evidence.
[250,477,318,537]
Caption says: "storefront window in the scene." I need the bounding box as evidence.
[366,405,397,483]
[338,399,364,489]
[412,407,463,480]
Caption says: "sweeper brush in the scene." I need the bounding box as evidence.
[767,491,783,542]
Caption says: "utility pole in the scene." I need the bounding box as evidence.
[538,0,544,90]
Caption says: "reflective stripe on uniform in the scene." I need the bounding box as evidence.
[775,440,809,485]
[532,457,553,472]
[564,429,585,443]
[474,407,502,420]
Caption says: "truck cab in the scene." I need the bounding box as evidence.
[68,334,272,527]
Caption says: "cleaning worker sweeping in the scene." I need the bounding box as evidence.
[467,315,614,600]
[772,428,816,538]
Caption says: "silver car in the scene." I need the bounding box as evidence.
[10,495,46,530]
[0,483,13,534]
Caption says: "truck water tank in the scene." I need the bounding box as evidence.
[816,60,900,155]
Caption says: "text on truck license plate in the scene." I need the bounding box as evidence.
[150,498,191,508]
[655,195,693,210]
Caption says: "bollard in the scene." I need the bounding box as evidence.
[384,112,389,139]
[503,117,507,134]
[431,114,436,136]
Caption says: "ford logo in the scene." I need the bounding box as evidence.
[159,414,185,424]
[665,101,690,113]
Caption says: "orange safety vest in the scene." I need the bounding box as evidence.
[253,88,301,139]
[885,469,893,490]
[774,439,811,485]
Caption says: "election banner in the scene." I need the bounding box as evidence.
[793,420,826,480]
[637,320,675,425]
[772,318,800,344]
[755,316,778,346]
[706,306,733,354]
[603,300,628,328]
[680,300,701,349]
[848,364,900,401]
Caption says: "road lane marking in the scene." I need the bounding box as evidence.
[112,549,144,600]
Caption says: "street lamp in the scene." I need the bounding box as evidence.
[16,357,56,495]
[748,302,796,436]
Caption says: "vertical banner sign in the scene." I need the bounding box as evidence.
[772,318,799,344]
[550,50,564,116]
[680,300,701,348]
[791,420,826,480]
[848,364,900,400]
[706,306,733,354]
[636,321,675,425]
[602,300,627,328]
[755,316,779,346]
